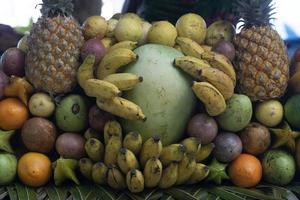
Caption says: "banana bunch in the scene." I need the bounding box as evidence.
[174,36,237,116]
[80,120,210,193]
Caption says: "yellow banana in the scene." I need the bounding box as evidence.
[123,131,143,155]
[176,154,196,185]
[186,163,209,184]
[126,169,145,193]
[106,18,118,38]
[103,73,143,91]
[143,157,162,188]
[160,144,186,167]
[96,48,138,79]
[117,148,140,174]
[140,135,163,167]
[77,55,95,89]
[174,45,182,52]
[192,81,226,116]
[104,120,122,145]
[181,137,201,156]
[107,164,126,190]
[79,158,93,180]
[199,67,234,100]
[174,56,211,79]
[201,45,212,52]
[201,51,236,85]
[108,41,138,52]
[195,143,215,163]
[84,138,104,162]
[158,162,178,189]
[96,97,146,121]
[175,37,204,58]
[104,136,122,165]
[92,162,108,185]
[84,79,122,99]
[101,37,117,50]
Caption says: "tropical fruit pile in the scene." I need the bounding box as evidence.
[0,0,300,195]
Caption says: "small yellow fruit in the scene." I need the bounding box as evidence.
[29,93,55,117]
[106,19,118,38]
[147,21,177,47]
[82,16,108,39]
[255,100,283,127]
[138,21,152,45]
[114,17,142,42]
[176,13,207,44]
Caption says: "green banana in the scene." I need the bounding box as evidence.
[181,137,201,156]
[0,129,15,153]
[85,138,104,162]
[104,120,122,145]
[53,157,79,186]
[160,144,186,167]
[103,73,143,91]
[92,162,108,185]
[195,143,215,163]
[79,158,93,180]
[186,163,209,184]
[107,164,126,190]
[104,136,122,166]
[158,162,178,189]
[143,157,162,188]
[126,169,144,193]
[139,135,163,167]
[176,154,196,185]
[123,131,143,155]
[117,148,140,174]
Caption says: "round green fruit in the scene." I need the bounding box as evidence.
[284,94,300,129]
[55,94,88,132]
[216,94,252,132]
[0,153,17,185]
[255,100,283,127]
[262,150,295,185]
[121,44,197,145]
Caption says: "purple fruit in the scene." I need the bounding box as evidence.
[81,38,106,64]
[212,40,235,61]
[213,132,242,163]
[88,105,115,133]
[0,71,9,99]
[187,113,218,145]
[1,47,25,77]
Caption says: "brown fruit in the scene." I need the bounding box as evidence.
[240,122,270,155]
[290,62,300,77]
[212,40,235,61]
[289,71,300,93]
[88,105,115,133]
[21,117,57,153]
[1,48,25,77]
[291,47,300,67]
[0,71,9,99]
[55,132,85,159]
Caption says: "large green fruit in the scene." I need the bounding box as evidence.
[121,44,197,145]
[284,94,300,129]
[0,153,17,185]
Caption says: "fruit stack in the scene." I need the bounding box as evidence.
[0,0,299,195]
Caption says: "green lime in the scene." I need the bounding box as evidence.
[284,94,300,129]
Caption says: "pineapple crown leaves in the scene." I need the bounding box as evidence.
[39,0,74,17]
[234,0,276,28]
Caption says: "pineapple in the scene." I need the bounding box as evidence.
[25,0,84,94]
[233,0,289,101]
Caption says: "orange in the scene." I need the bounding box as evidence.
[0,98,29,130]
[228,153,262,188]
[17,152,51,187]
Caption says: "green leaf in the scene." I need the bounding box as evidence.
[94,185,118,200]
[0,187,8,200]
[69,185,96,200]
[288,185,300,195]
[116,193,131,200]
[6,185,18,200]
[222,186,281,200]
[209,187,246,200]
[15,183,37,200]
[192,187,209,200]
[160,193,175,200]
[165,187,197,200]
[44,185,68,200]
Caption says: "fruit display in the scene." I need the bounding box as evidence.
[1,0,300,199]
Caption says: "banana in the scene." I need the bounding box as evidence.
[108,41,138,52]
[84,128,101,140]
[192,81,226,116]
[85,138,104,162]
[176,154,196,185]
[175,37,204,58]
[143,157,163,188]
[117,148,140,174]
[104,120,122,145]
[199,67,234,100]
[140,135,163,167]
[77,55,95,89]
[174,45,182,52]
[96,48,138,79]
[103,73,143,91]
[174,56,211,79]
[158,162,178,189]
[195,143,215,163]
[181,137,201,156]
[101,37,117,50]
[79,158,93,180]
[92,162,108,185]
[160,144,186,167]
[201,51,236,85]
[201,45,212,52]
[84,79,122,99]
[107,164,126,190]
[126,169,144,193]
[123,131,143,155]
[96,97,146,121]
[186,163,209,184]
[104,136,122,165]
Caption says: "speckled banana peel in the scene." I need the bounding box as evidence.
[104,136,122,166]
[175,37,205,58]
[77,55,95,89]
[126,169,145,193]
[103,73,143,91]
[158,162,178,189]
[186,163,209,184]
[143,157,162,188]
[139,135,163,167]
[123,131,143,155]
[108,41,138,52]
[181,137,201,156]
[84,79,122,99]
[176,154,196,185]
[117,148,140,174]
[160,144,186,167]
[107,164,126,190]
